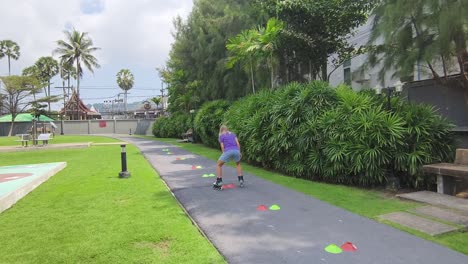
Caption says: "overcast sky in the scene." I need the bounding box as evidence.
[0,0,193,108]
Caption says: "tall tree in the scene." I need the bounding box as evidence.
[116,69,134,113]
[162,0,265,112]
[227,29,262,94]
[34,57,59,112]
[151,96,162,109]
[0,40,21,76]
[257,18,284,89]
[364,0,468,90]
[0,75,41,136]
[257,0,375,82]
[54,29,100,96]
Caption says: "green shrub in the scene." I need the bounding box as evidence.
[194,100,231,148]
[152,113,191,138]
[220,81,455,187]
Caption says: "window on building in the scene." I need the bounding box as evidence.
[343,60,351,85]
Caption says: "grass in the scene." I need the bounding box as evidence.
[0,135,113,146]
[138,136,468,255]
[0,136,225,264]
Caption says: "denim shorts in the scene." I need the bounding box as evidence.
[219,149,241,163]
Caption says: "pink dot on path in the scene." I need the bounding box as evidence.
[257,205,268,211]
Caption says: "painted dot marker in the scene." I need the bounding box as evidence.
[222,183,236,189]
[167,152,173,155]
[341,242,357,252]
[196,166,203,169]
[202,173,216,178]
[192,166,197,170]
[257,205,268,211]
[269,204,281,211]
[176,158,187,161]
[325,244,342,254]
[162,149,169,152]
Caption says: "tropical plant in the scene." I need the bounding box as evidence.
[161,0,264,106]
[152,113,191,138]
[54,29,100,96]
[151,96,162,109]
[0,75,41,136]
[257,18,284,89]
[194,100,231,148]
[220,81,454,187]
[227,29,261,94]
[0,40,21,76]
[116,69,134,113]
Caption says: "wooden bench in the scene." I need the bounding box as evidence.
[423,149,468,195]
[35,133,53,146]
[179,129,193,143]
[15,134,31,147]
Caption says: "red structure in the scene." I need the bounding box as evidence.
[61,92,101,120]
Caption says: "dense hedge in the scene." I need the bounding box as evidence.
[223,81,455,187]
[193,100,231,148]
[152,113,191,138]
[153,81,455,188]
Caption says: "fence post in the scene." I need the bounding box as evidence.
[88,120,91,134]
[113,119,117,134]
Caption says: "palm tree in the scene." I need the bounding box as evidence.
[226,29,261,94]
[54,29,100,96]
[116,69,134,113]
[0,40,21,76]
[258,18,284,90]
[151,96,162,109]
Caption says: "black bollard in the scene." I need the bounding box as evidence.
[119,144,131,178]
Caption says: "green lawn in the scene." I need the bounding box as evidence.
[0,135,114,146]
[138,136,468,255]
[0,136,224,264]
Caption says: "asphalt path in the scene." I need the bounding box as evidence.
[121,136,468,264]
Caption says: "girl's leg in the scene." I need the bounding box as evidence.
[236,162,243,176]
[216,160,225,178]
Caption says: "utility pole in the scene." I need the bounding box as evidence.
[160,81,165,111]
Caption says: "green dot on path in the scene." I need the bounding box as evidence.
[269,204,281,211]
[325,244,342,254]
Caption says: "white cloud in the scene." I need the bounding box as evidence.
[0,0,192,84]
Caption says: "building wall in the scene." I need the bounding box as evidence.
[327,18,460,90]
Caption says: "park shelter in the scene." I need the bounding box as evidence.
[0,113,54,122]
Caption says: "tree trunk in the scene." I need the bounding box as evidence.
[47,81,51,112]
[62,80,66,111]
[76,60,80,97]
[8,56,11,76]
[270,54,274,90]
[8,114,15,136]
[8,121,14,136]
[124,90,128,117]
[250,61,256,94]
[321,59,327,81]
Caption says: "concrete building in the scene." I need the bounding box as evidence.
[326,18,460,90]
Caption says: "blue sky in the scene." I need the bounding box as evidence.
[0,0,192,109]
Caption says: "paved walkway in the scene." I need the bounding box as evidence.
[121,137,468,264]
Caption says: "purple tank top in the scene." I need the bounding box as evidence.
[219,132,239,152]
